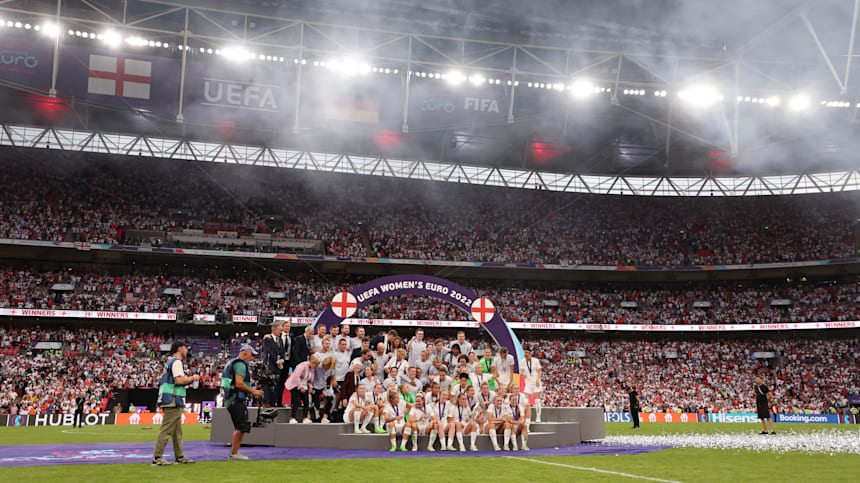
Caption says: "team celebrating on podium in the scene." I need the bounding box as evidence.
[261,324,543,452]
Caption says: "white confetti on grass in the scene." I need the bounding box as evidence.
[603,429,860,455]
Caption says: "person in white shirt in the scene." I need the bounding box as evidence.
[350,327,365,351]
[435,367,453,394]
[484,395,511,451]
[423,382,441,405]
[414,350,432,386]
[450,373,471,399]
[384,348,409,376]
[368,384,387,433]
[406,329,427,366]
[372,343,389,381]
[507,383,532,430]
[465,384,484,427]
[451,393,479,451]
[310,325,327,353]
[359,366,379,394]
[449,331,472,355]
[406,393,431,452]
[431,339,450,362]
[492,347,515,392]
[520,349,543,423]
[344,384,376,434]
[333,338,352,384]
[429,390,453,451]
[384,391,411,452]
[335,324,351,350]
[505,393,529,450]
[382,366,401,392]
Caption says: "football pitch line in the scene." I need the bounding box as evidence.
[505,456,682,483]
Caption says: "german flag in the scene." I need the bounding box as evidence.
[325,96,379,124]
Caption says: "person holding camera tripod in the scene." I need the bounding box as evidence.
[221,344,264,461]
[152,341,200,466]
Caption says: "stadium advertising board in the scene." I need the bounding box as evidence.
[408,78,509,129]
[642,412,700,423]
[31,413,112,427]
[0,308,176,321]
[0,32,53,88]
[5,415,28,427]
[774,414,842,424]
[183,58,294,128]
[57,46,180,112]
[115,412,199,425]
[604,412,633,422]
[299,69,402,129]
[705,413,760,423]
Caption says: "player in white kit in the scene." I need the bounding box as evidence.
[520,349,543,423]
[483,395,512,451]
[406,393,430,452]
[505,392,529,450]
[451,393,480,451]
[430,390,453,451]
[384,391,411,452]
[492,347,515,392]
[344,384,376,434]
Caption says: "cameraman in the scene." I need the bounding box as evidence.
[152,341,199,466]
[221,344,263,461]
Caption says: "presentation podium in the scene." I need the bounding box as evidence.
[210,407,604,450]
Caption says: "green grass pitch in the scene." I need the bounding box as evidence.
[0,422,857,482]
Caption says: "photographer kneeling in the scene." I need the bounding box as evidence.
[221,344,264,461]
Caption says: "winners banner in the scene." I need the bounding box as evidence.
[56,45,180,113]
[0,308,176,321]
[182,58,295,128]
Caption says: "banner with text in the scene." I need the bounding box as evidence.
[0,32,53,88]
[408,78,509,130]
[0,308,176,321]
[182,58,294,129]
[115,412,199,425]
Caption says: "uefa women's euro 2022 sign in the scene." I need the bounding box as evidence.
[312,275,523,372]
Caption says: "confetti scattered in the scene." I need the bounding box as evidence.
[601,429,860,455]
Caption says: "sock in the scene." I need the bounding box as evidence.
[402,428,411,448]
[503,429,511,448]
[447,434,454,448]
[362,414,372,430]
[522,433,528,446]
[525,418,531,431]
[428,430,438,448]
[411,431,418,448]
[375,416,382,429]
[390,436,397,449]
[470,431,478,447]
[536,400,542,420]
[353,415,360,432]
[489,429,498,447]
[456,431,465,448]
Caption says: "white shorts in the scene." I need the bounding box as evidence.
[524,381,541,394]
[345,408,365,423]
[416,421,430,433]
[387,422,406,434]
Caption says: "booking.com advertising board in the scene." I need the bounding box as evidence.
[604,413,858,424]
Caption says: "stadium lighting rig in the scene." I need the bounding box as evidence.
[677,85,723,108]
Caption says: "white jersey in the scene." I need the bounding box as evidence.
[475,390,497,412]
[369,391,386,408]
[507,403,526,422]
[485,404,511,423]
[431,401,452,422]
[385,358,409,375]
[346,393,370,414]
[448,405,474,424]
[450,383,471,399]
[408,406,431,426]
[492,354,515,384]
[384,400,407,422]
[423,391,441,405]
[521,358,542,384]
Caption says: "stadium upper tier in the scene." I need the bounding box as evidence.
[0,153,856,267]
[1,268,856,325]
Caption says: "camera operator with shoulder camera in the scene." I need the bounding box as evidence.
[221,344,264,461]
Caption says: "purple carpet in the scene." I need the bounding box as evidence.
[0,441,671,467]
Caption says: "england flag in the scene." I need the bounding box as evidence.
[87,54,151,100]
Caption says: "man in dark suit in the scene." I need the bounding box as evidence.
[292,326,312,365]
[369,329,399,355]
[335,361,364,411]
[262,322,287,407]
[350,336,371,361]
[277,320,294,404]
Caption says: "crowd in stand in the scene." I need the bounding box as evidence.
[1,325,857,417]
[1,268,856,325]
[0,155,856,265]
[0,327,223,416]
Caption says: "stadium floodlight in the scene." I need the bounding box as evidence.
[41,23,58,37]
[446,70,466,85]
[788,94,810,111]
[24,23,31,30]
[468,74,486,86]
[222,46,253,62]
[570,79,595,98]
[765,97,780,107]
[677,85,721,108]
[101,30,120,46]
[14,22,22,28]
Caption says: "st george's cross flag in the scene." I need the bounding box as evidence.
[87,54,151,100]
